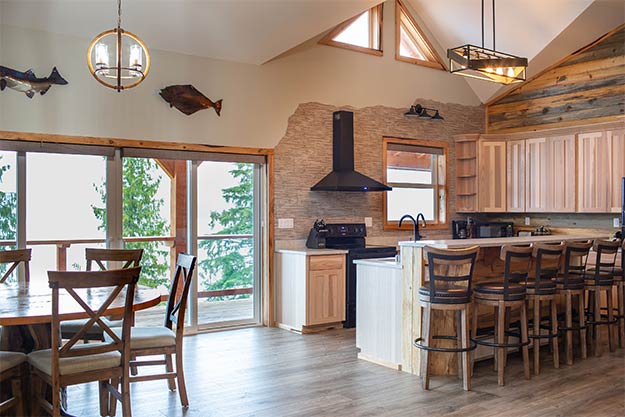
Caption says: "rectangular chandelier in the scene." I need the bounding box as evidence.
[448,44,528,85]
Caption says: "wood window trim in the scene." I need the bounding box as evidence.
[319,4,384,57]
[394,0,446,71]
[382,137,449,231]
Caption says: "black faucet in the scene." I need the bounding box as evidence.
[399,213,427,241]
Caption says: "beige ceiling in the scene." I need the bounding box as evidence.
[1,0,624,103]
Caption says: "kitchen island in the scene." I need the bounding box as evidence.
[398,234,607,377]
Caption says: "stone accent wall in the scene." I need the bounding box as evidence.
[274,101,485,243]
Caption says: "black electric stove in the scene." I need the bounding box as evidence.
[306,222,396,328]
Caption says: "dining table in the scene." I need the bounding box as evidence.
[0,279,162,416]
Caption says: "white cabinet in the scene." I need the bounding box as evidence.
[506,140,525,212]
[547,135,576,212]
[525,138,548,212]
[478,140,507,212]
[577,131,611,212]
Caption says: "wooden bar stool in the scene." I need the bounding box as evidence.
[555,240,592,365]
[472,244,532,386]
[584,239,620,356]
[414,246,479,391]
[527,242,564,375]
[615,241,625,348]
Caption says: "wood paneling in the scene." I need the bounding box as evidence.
[486,25,625,133]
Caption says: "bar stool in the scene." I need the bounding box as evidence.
[527,242,564,375]
[555,240,592,365]
[615,241,625,348]
[585,239,620,356]
[472,244,532,386]
[414,246,479,391]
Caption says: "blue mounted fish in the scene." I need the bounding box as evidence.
[0,66,68,98]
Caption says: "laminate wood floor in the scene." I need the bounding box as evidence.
[65,327,624,417]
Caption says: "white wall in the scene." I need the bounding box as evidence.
[0,1,481,148]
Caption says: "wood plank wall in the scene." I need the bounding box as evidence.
[486,25,625,133]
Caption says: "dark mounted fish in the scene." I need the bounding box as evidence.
[159,84,222,116]
[0,66,68,98]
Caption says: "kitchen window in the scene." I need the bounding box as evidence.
[383,138,447,230]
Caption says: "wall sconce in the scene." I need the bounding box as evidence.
[404,104,444,120]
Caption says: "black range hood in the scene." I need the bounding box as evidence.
[311,111,391,192]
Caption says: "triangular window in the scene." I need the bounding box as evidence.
[395,0,445,70]
[319,4,383,56]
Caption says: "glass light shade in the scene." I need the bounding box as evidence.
[87,28,150,91]
[447,44,527,85]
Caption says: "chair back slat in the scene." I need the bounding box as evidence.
[424,246,479,303]
[165,253,197,333]
[0,249,31,283]
[592,239,620,273]
[47,267,140,363]
[562,240,592,285]
[533,242,564,286]
[86,248,143,271]
[500,244,533,299]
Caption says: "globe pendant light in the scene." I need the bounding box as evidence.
[87,0,150,91]
[447,0,527,85]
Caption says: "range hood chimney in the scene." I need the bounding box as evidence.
[310,111,392,192]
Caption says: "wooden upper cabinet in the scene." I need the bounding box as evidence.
[547,135,576,212]
[608,129,625,213]
[506,140,525,212]
[525,138,548,212]
[478,140,507,212]
[577,131,611,212]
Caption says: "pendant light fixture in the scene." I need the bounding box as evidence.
[87,0,150,91]
[447,0,527,85]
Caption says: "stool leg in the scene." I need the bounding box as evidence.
[618,283,625,349]
[456,310,463,381]
[470,301,478,377]
[493,305,499,372]
[421,304,432,390]
[594,288,601,357]
[607,287,615,352]
[550,298,559,368]
[503,306,511,369]
[497,301,506,386]
[520,300,530,380]
[565,291,573,365]
[579,292,587,360]
[533,297,540,375]
[461,304,471,391]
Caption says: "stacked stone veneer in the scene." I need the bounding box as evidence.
[274,101,484,243]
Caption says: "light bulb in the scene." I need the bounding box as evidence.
[496,67,504,75]
[507,67,515,77]
[486,67,494,73]
[95,42,109,73]
[129,44,143,76]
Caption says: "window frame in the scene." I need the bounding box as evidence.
[319,3,384,57]
[382,137,448,231]
[394,0,446,70]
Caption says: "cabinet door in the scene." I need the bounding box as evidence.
[525,138,548,212]
[307,268,345,325]
[578,132,611,212]
[547,135,576,212]
[478,140,507,212]
[608,129,625,213]
[507,140,525,212]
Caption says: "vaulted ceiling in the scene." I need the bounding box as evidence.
[1,0,623,103]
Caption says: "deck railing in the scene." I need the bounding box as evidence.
[0,234,254,298]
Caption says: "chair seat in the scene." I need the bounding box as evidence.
[0,351,27,373]
[524,280,556,295]
[105,327,176,350]
[418,286,470,304]
[474,282,525,301]
[60,317,121,340]
[28,344,121,376]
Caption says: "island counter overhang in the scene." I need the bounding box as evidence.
[398,234,608,377]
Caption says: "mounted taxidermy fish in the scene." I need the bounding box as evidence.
[0,66,68,98]
[159,84,222,116]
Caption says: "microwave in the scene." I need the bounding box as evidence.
[474,222,514,239]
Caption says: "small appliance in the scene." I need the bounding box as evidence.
[452,220,470,239]
[473,221,514,239]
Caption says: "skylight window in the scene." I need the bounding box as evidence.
[319,4,383,56]
[395,0,445,70]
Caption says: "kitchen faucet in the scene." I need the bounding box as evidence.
[399,213,427,241]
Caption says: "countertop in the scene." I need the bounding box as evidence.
[275,248,349,256]
[353,257,402,270]
[399,234,609,249]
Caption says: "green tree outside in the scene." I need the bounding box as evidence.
[92,157,170,288]
[0,156,17,279]
[199,163,254,299]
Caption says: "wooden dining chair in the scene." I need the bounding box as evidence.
[28,267,141,417]
[0,351,27,416]
[106,253,196,408]
[61,248,143,341]
[0,248,31,283]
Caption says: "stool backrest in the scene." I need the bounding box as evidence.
[86,248,143,271]
[591,239,621,278]
[562,240,593,285]
[165,253,197,335]
[532,242,564,286]
[0,249,31,284]
[423,246,479,303]
[500,244,533,298]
